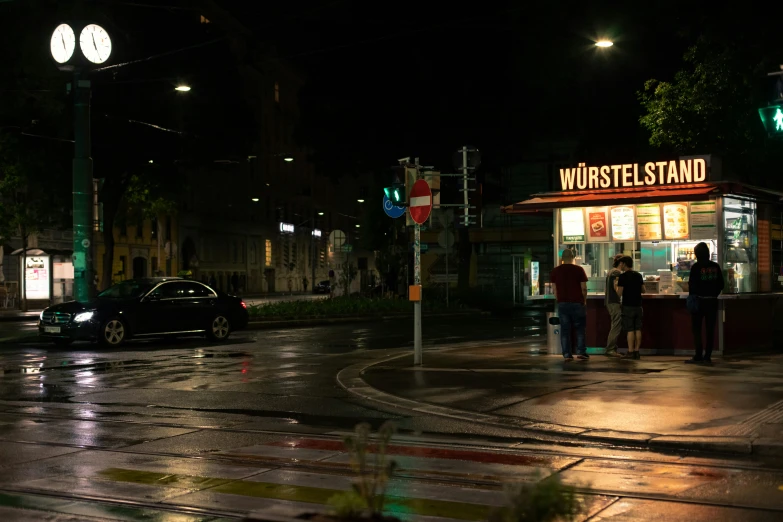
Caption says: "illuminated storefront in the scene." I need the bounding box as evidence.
[503,155,783,354]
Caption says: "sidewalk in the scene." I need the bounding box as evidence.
[0,310,42,322]
[339,341,783,456]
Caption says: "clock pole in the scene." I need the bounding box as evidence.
[71,69,94,302]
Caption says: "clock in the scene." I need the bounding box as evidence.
[79,24,112,64]
[50,24,76,64]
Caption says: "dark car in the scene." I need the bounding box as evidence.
[313,280,331,294]
[38,277,249,347]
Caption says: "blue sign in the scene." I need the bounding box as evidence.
[383,195,406,219]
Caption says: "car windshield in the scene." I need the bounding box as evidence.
[98,281,153,299]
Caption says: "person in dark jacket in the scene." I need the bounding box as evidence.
[686,242,724,364]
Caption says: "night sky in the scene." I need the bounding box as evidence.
[221,0,717,173]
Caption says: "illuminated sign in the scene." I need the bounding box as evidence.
[636,204,662,241]
[312,229,322,237]
[560,208,585,242]
[559,157,708,191]
[279,222,294,234]
[610,206,635,241]
[663,203,689,239]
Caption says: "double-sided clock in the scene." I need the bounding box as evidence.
[50,23,112,67]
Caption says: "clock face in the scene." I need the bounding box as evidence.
[50,24,76,64]
[79,24,112,64]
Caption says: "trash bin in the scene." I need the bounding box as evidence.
[547,312,561,355]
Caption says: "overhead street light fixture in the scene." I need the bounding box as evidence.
[175,85,191,92]
[595,40,613,48]
[357,199,365,203]
[251,198,259,202]
[283,156,294,162]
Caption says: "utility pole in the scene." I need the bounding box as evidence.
[71,71,93,301]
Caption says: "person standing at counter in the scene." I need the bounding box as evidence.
[551,248,589,362]
[604,254,624,357]
[686,242,724,364]
[615,256,645,360]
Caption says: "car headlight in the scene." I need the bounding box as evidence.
[40,311,45,321]
[74,311,95,323]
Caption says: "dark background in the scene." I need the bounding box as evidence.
[222,0,717,173]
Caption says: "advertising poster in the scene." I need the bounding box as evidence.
[586,207,609,242]
[530,261,540,296]
[663,203,689,239]
[689,201,717,240]
[610,206,635,241]
[23,256,50,300]
[561,208,586,242]
[637,204,663,241]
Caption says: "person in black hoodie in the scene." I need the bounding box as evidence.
[686,242,724,364]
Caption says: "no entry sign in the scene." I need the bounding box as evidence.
[409,179,432,225]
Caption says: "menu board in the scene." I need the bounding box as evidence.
[689,201,717,240]
[663,203,689,239]
[636,204,662,241]
[561,208,586,242]
[585,207,609,242]
[610,206,635,241]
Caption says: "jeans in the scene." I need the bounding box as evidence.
[558,302,586,358]
[605,303,622,353]
[691,298,718,359]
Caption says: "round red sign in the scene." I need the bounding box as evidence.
[409,179,432,225]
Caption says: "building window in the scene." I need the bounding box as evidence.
[136,215,144,238]
[151,257,158,274]
[274,81,279,103]
[200,15,210,24]
[265,239,272,267]
[151,217,158,240]
[119,212,127,237]
[165,216,172,241]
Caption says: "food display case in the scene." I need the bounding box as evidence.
[503,158,783,355]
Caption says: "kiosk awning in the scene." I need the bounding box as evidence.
[503,184,721,214]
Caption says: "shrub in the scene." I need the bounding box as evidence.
[489,472,581,522]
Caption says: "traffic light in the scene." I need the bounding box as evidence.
[384,183,406,206]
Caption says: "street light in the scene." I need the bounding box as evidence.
[357,199,365,203]
[175,84,191,92]
[251,198,259,202]
[318,212,324,216]
[595,40,613,48]
[283,156,294,162]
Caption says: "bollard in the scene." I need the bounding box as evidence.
[547,312,561,355]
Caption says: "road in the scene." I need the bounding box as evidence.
[0,314,781,520]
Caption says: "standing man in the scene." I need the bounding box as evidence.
[686,242,723,364]
[604,254,624,357]
[551,248,589,362]
[615,256,645,360]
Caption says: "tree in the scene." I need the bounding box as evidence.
[638,26,783,186]
[0,133,71,310]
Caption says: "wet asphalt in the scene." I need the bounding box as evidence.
[1,311,782,520]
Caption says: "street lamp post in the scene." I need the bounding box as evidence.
[51,22,112,301]
[71,72,93,301]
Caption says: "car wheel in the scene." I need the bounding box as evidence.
[207,314,231,342]
[52,338,73,347]
[100,318,127,347]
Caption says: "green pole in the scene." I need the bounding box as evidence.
[72,71,93,302]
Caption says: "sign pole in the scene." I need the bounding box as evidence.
[413,157,423,366]
[414,220,422,365]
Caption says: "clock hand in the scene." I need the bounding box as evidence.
[61,34,66,50]
[92,33,98,51]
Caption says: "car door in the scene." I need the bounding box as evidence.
[137,282,187,334]
[175,281,218,332]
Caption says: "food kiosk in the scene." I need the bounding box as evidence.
[503,155,783,355]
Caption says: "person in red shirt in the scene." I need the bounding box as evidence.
[551,248,588,362]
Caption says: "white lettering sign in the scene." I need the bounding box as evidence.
[279,222,294,234]
[559,158,708,191]
[312,229,322,237]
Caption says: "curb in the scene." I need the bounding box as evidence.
[336,353,761,456]
[246,310,489,330]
